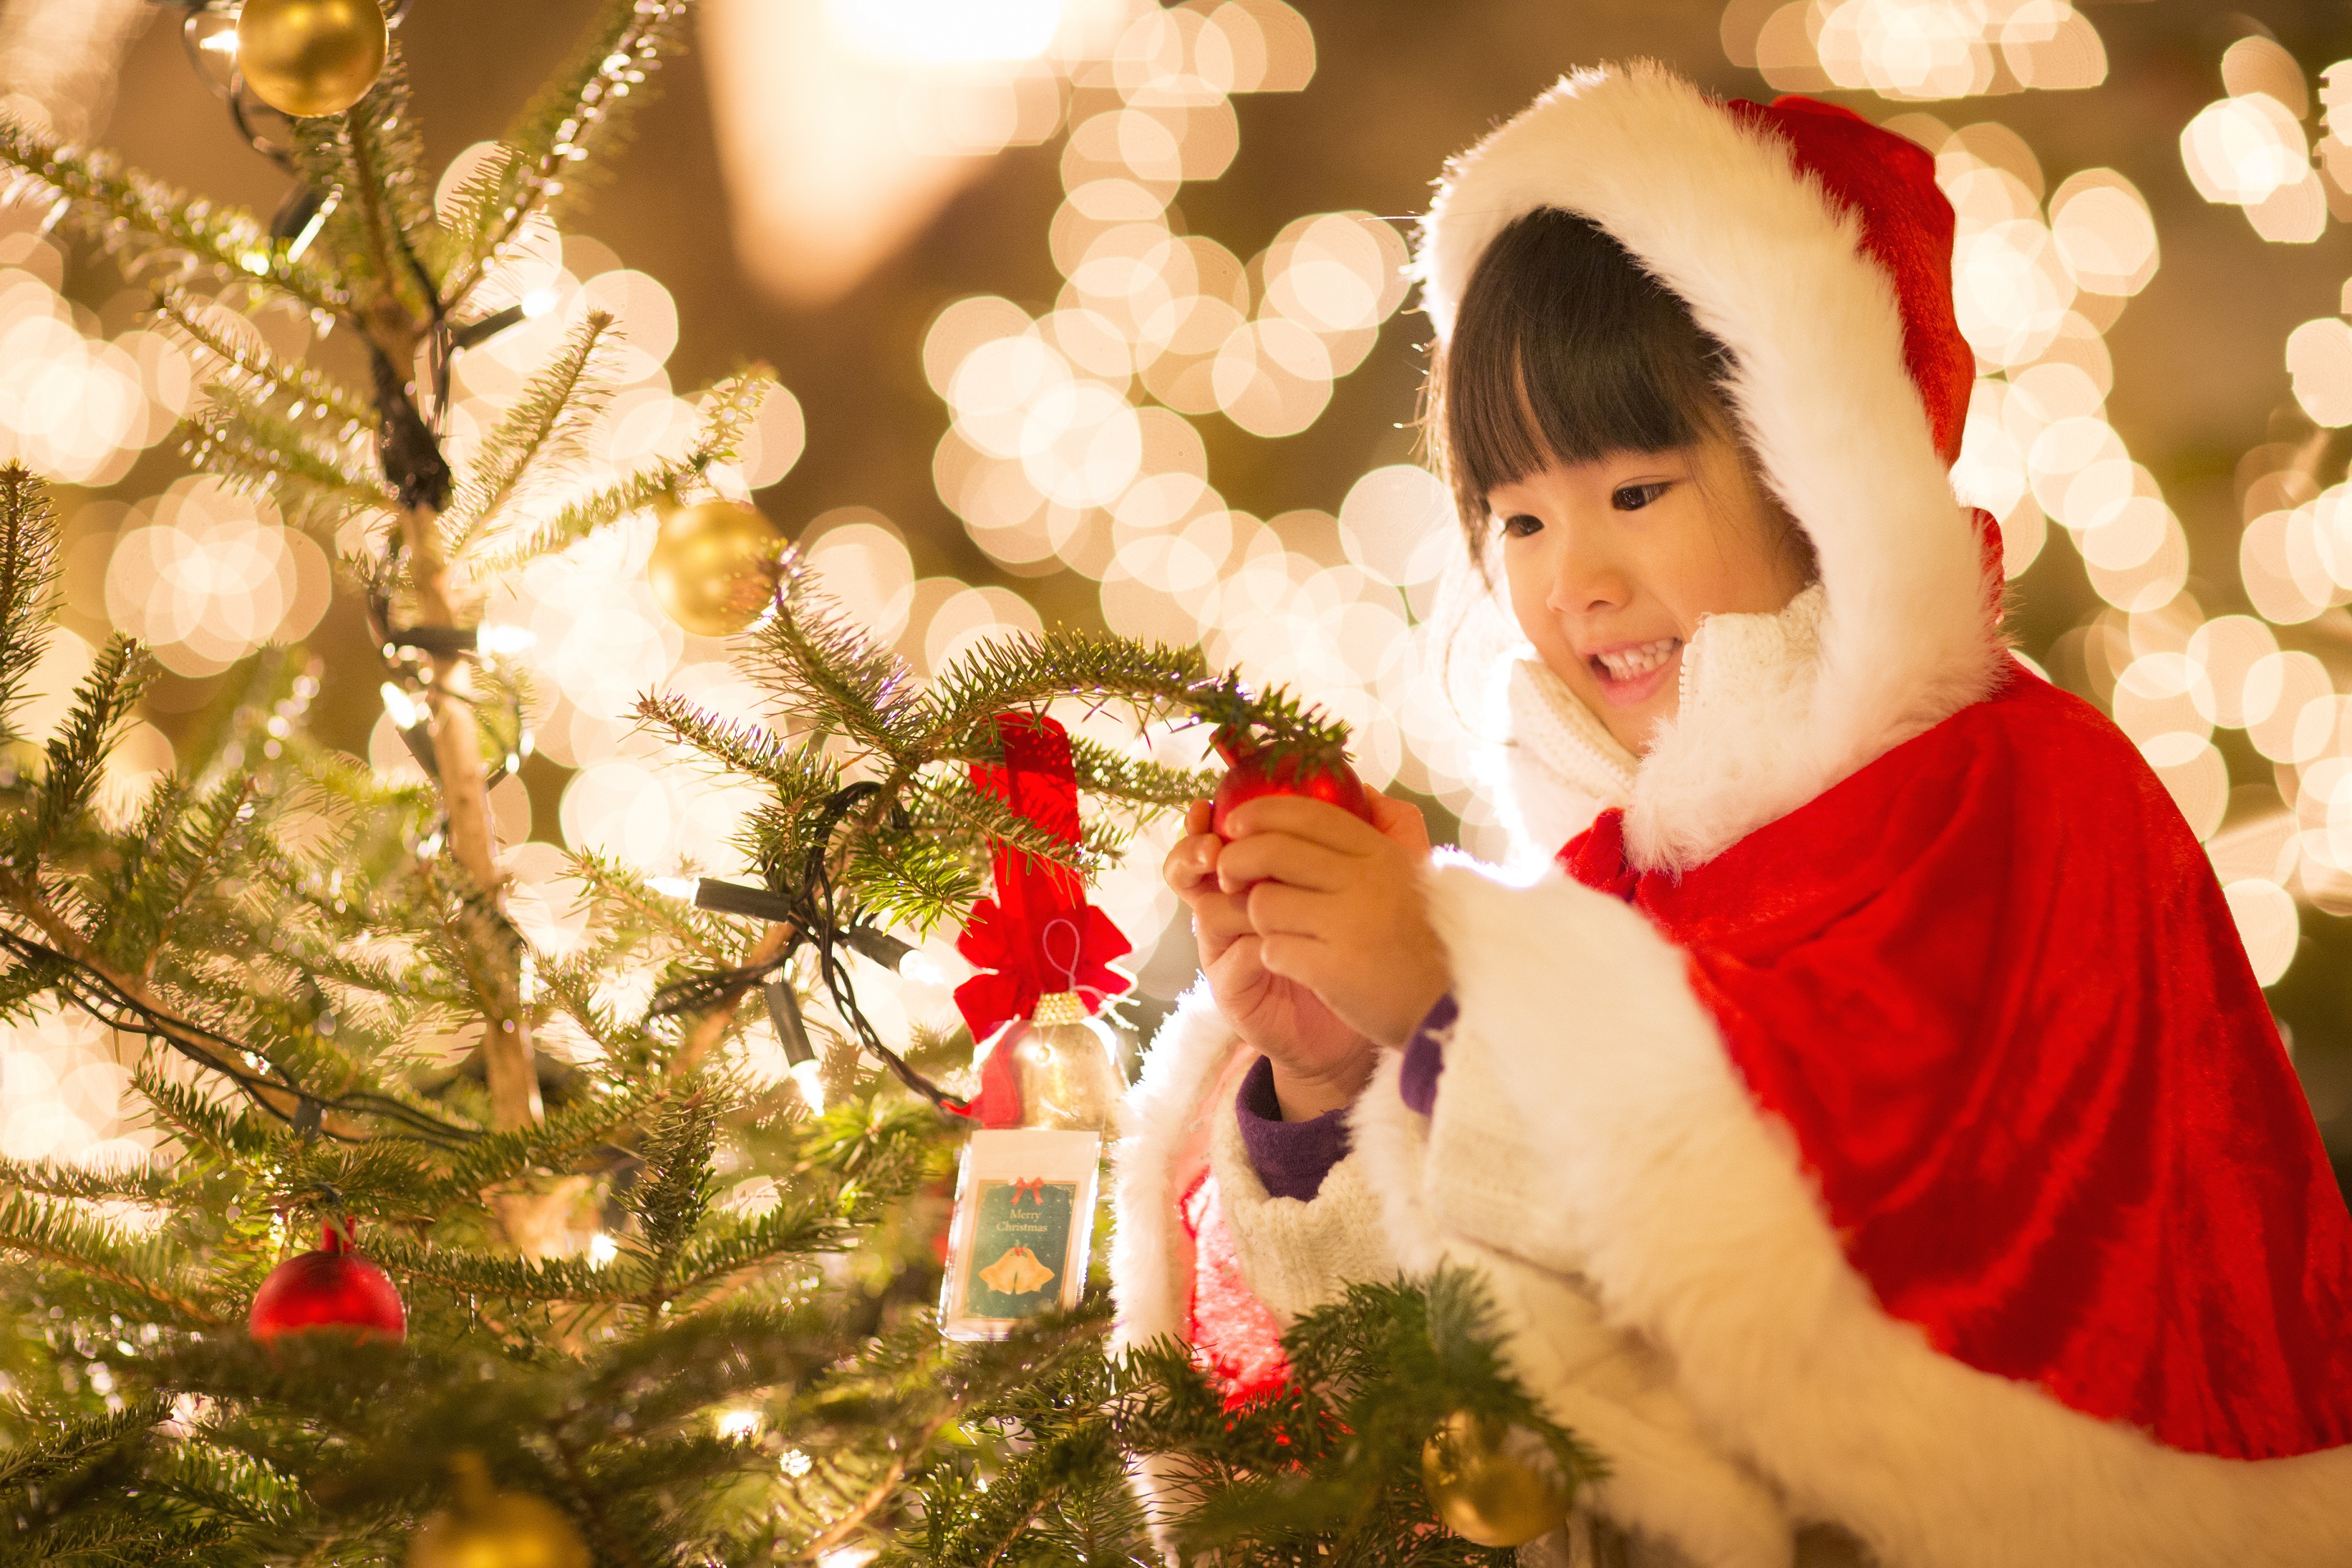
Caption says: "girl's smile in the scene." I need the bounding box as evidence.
[1583,634,1683,706]
[1488,435,1810,755]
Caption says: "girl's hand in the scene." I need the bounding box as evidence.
[1215,789,1448,1051]
[1162,800,1377,1119]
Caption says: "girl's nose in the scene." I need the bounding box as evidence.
[1546,537,1630,615]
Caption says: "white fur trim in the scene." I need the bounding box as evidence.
[1420,860,2352,1568]
[1108,982,1253,1359]
[1417,64,2005,872]
[1353,1055,1796,1568]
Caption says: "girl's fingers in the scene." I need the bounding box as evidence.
[1191,885,1255,950]
[1186,798,1213,836]
[1364,786,1432,853]
[1161,830,1223,896]
[1244,879,1343,939]
[1220,794,1386,853]
[1216,832,1354,895]
[1255,930,1334,993]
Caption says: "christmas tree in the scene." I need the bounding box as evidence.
[0,2,1579,1560]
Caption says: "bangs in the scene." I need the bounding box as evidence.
[1434,207,1734,531]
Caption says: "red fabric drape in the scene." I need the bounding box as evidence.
[1562,672,2352,1460]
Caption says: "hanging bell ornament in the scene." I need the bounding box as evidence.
[408,1452,590,1568]
[1420,1410,1573,1548]
[982,994,1122,1131]
[646,497,789,638]
[234,0,389,119]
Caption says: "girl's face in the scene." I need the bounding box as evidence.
[1490,436,1810,755]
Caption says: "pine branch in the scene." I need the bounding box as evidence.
[921,631,1215,753]
[423,1075,671,1203]
[0,1191,227,1329]
[91,771,255,975]
[444,310,617,552]
[275,37,439,329]
[1109,1269,1604,1562]
[1065,735,1217,810]
[837,830,985,937]
[475,463,682,575]
[625,1097,717,1303]
[136,1070,285,1162]
[0,122,341,315]
[362,1232,624,1305]
[151,286,373,427]
[900,772,1086,878]
[0,1152,191,1207]
[633,692,840,802]
[663,1192,866,1300]
[478,369,770,570]
[750,566,927,752]
[338,36,439,265]
[0,946,69,1024]
[442,0,696,309]
[0,464,60,746]
[30,634,149,850]
[182,392,393,515]
[0,1397,168,1492]
[572,1301,828,1435]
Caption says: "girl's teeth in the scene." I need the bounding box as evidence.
[1595,638,1677,681]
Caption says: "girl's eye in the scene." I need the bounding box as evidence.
[1612,482,1670,512]
[1500,513,1542,539]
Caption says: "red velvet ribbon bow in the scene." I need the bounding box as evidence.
[1009,1177,1045,1206]
[952,711,1131,1125]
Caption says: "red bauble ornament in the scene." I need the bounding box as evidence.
[249,1220,406,1344]
[1210,728,1375,838]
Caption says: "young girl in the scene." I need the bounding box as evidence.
[1110,62,2352,1568]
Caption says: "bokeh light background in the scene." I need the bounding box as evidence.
[3,0,2351,1188]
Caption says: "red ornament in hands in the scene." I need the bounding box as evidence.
[249,1219,406,1344]
[1210,726,1375,839]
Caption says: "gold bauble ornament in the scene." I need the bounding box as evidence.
[234,0,388,119]
[991,1002,1122,1131]
[646,498,788,638]
[408,1453,590,1568]
[1420,1411,1573,1548]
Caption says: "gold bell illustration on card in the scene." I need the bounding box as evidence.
[976,1244,1057,1296]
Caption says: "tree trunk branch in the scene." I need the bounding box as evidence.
[396,501,539,1133]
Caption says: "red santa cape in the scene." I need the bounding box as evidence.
[1560,671,2352,1463]
[1112,62,2352,1567]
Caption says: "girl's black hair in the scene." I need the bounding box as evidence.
[1428,207,1739,541]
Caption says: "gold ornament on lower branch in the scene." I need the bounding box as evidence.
[646,497,788,638]
[234,0,388,118]
[407,1453,590,1568]
[1420,1410,1574,1548]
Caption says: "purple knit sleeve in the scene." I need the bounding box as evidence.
[1231,1055,1351,1201]
[1397,993,1458,1116]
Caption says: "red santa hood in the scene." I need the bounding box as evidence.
[1344,59,2352,1567]
[1417,61,2006,873]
